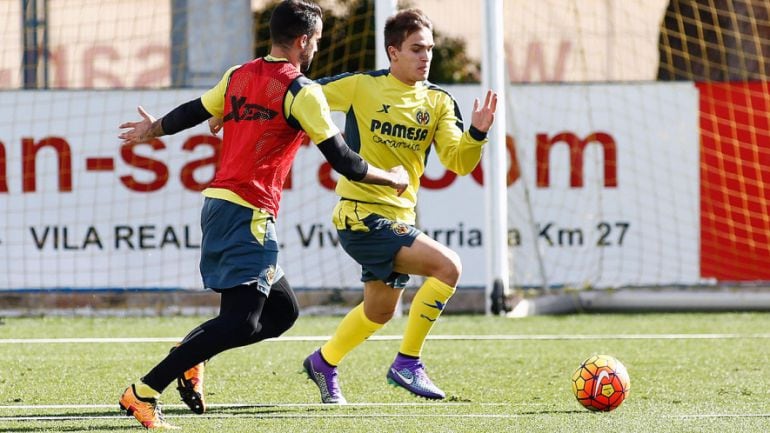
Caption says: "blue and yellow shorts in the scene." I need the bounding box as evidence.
[334,200,420,289]
[199,197,281,295]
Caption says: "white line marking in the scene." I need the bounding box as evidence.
[3,414,525,421]
[0,337,181,344]
[1,333,769,344]
[2,412,769,422]
[0,402,509,410]
[664,414,770,418]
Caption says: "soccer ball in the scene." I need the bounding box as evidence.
[571,354,630,412]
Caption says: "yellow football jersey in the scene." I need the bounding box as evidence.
[319,70,487,225]
[199,55,340,213]
[201,55,339,147]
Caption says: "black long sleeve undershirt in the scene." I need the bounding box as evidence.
[316,133,368,181]
[160,100,368,182]
[160,98,212,135]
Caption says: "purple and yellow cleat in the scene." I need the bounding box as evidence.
[303,349,347,404]
[386,353,446,400]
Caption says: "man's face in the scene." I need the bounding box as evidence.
[300,21,322,72]
[390,26,434,84]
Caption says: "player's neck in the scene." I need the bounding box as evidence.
[389,69,418,87]
[269,46,300,71]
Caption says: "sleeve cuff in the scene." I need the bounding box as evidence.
[469,125,487,141]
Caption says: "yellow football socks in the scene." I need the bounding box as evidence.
[134,382,161,400]
[400,277,456,357]
[321,302,383,366]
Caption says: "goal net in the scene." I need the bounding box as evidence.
[2,0,770,306]
[472,0,770,295]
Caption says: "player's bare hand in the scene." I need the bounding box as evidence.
[208,117,223,135]
[118,106,157,145]
[388,165,409,196]
[470,90,498,133]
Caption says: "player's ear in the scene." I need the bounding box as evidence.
[387,45,397,62]
[299,34,309,49]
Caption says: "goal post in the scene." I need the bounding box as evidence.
[494,0,770,314]
[374,0,397,70]
[481,0,510,315]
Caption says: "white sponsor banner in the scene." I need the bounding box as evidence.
[0,90,209,289]
[420,83,701,288]
[0,83,700,290]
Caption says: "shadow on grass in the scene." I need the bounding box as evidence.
[198,404,588,417]
[0,404,589,432]
[194,404,353,416]
[0,422,122,432]
[0,408,136,432]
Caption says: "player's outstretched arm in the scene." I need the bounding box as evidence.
[362,165,409,196]
[317,134,408,195]
[470,90,498,133]
[119,99,213,145]
[119,106,163,145]
[288,79,407,194]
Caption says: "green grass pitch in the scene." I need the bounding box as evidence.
[1,313,769,432]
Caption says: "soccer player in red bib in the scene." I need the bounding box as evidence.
[302,8,498,403]
[117,1,407,429]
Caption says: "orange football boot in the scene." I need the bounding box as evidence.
[177,361,206,414]
[169,344,207,414]
[119,384,178,429]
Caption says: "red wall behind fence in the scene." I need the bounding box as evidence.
[699,82,770,281]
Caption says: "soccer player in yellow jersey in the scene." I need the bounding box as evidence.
[116,1,407,428]
[302,8,498,403]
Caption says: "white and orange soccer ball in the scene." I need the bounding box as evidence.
[571,354,630,412]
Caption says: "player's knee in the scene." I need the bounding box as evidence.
[449,249,463,278]
[273,277,300,334]
[364,302,397,324]
[270,314,297,338]
[368,308,396,324]
[436,249,462,286]
[260,276,300,339]
[262,300,298,338]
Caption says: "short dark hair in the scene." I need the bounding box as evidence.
[384,8,433,61]
[270,0,323,47]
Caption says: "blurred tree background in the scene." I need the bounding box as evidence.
[658,0,770,80]
[253,0,480,83]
